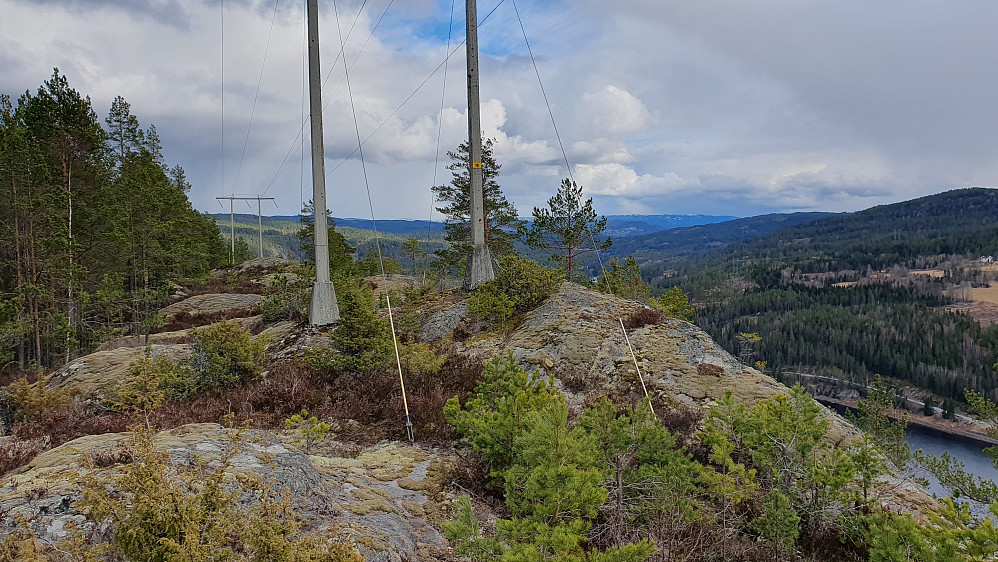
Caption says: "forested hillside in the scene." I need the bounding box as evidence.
[700,282,998,401]
[602,213,738,237]
[676,188,998,275]
[607,212,834,273]
[0,70,227,371]
[662,189,998,403]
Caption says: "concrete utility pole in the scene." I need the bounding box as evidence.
[215,195,275,261]
[306,0,340,325]
[462,0,495,290]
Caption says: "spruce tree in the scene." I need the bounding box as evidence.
[328,281,392,373]
[432,138,520,268]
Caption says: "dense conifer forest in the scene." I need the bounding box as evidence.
[658,189,998,403]
[0,70,228,371]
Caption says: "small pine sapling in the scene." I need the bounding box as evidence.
[285,409,331,454]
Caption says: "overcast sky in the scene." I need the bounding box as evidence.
[3,0,997,219]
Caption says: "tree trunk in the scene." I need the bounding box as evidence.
[66,163,74,364]
[11,171,24,370]
[28,204,41,366]
[567,241,574,280]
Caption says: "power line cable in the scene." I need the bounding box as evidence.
[510,0,654,413]
[424,0,456,279]
[265,0,506,206]
[332,0,414,442]
[325,0,507,178]
[262,0,392,198]
[232,0,281,193]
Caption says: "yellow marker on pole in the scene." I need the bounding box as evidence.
[472,161,482,168]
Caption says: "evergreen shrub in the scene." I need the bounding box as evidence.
[468,256,562,328]
[167,321,266,397]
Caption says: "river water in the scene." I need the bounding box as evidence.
[905,424,998,517]
[822,401,998,513]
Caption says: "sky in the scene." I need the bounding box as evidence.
[2,0,998,219]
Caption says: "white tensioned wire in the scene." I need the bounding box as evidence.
[331,0,414,441]
[424,0,457,279]
[261,0,379,196]
[324,0,507,178]
[269,1,503,210]
[509,0,654,414]
[232,0,280,193]
[220,0,225,198]
[299,0,306,254]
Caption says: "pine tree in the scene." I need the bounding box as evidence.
[297,200,356,275]
[10,68,107,366]
[0,71,226,368]
[650,286,695,322]
[105,95,141,165]
[595,256,651,300]
[400,238,427,275]
[432,138,520,268]
[521,178,610,281]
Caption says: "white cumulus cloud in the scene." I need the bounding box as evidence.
[581,85,657,136]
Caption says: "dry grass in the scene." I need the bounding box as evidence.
[3,397,132,475]
[1,346,485,475]
[327,348,484,444]
[0,436,51,475]
[163,273,265,307]
[970,283,998,304]
[11,398,131,447]
[623,307,664,330]
[150,361,331,430]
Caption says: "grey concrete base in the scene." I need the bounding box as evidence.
[463,244,495,290]
[309,280,340,326]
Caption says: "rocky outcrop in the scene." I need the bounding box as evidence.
[1,424,455,561]
[46,289,278,398]
[45,344,191,398]
[452,282,792,410]
[3,277,943,557]
[159,293,264,319]
[423,282,935,514]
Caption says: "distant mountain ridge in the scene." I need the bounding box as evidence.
[673,188,998,411]
[263,214,738,237]
[607,212,837,264]
[678,187,998,273]
[603,214,739,237]
[256,215,445,235]
[217,213,741,239]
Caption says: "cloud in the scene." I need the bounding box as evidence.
[23,0,193,29]
[582,85,656,135]
[570,139,633,165]
[575,163,693,198]
[3,0,997,219]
